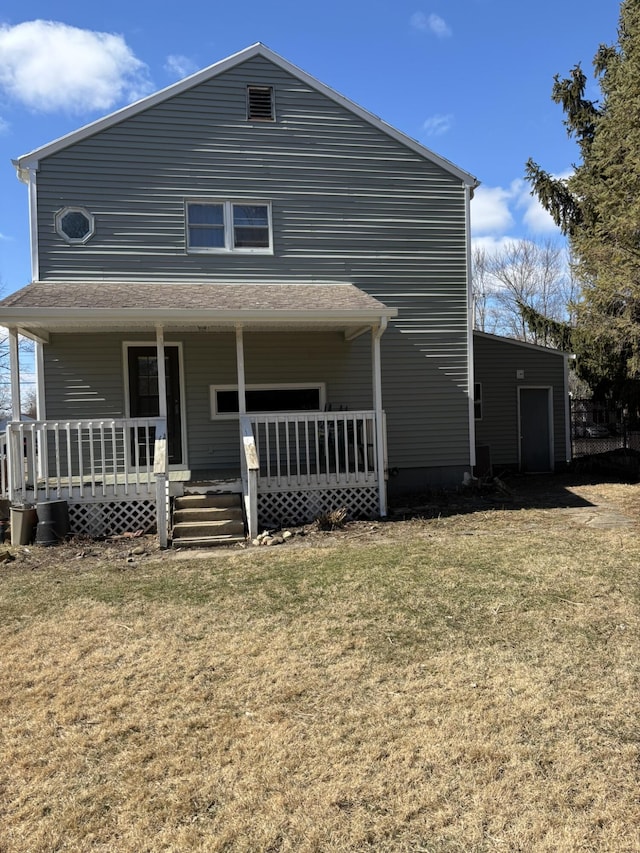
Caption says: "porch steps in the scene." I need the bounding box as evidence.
[171,493,245,548]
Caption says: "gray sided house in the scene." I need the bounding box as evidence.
[0,43,479,545]
[473,332,572,475]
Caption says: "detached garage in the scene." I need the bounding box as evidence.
[473,332,572,475]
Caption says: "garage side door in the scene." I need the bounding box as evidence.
[519,388,552,472]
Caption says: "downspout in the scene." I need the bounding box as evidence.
[14,163,40,282]
[464,182,477,471]
[372,318,387,517]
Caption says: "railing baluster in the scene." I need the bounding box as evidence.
[28,426,37,492]
[304,418,317,485]
[65,423,73,500]
[123,421,130,495]
[284,417,291,484]
[264,420,271,483]
[40,426,49,500]
[110,423,118,496]
[294,419,301,484]
[53,424,61,496]
[100,424,107,497]
[274,417,282,486]
[323,415,331,481]
[87,423,96,497]
[77,423,85,499]
[133,423,142,493]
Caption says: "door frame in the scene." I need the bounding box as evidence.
[123,340,188,470]
[517,385,554,473]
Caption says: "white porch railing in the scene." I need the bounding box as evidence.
[248,410,378,489]
[2,419,165,504]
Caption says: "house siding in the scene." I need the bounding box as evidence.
[473,333,568,470]
[35,54,472,477]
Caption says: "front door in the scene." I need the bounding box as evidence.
[128,346,183,465]
[519,388,552,472]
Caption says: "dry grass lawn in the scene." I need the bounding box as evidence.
[1,477,639,852]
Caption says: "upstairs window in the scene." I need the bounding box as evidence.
[55,206,95,244]
[186,200,272,253]
[247,85,274,121]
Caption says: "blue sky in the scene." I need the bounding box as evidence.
[0,0,621,295]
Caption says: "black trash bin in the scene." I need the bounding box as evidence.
[35,500,70,546]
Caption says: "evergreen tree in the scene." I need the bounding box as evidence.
[526,0,640,409]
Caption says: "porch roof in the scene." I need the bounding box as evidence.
[0,281,397,339]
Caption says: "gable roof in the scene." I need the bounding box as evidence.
[14,43,478,189]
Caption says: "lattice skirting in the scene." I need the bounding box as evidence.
[257,486,379,529]
[68,499,157,538]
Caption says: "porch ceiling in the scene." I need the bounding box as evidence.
[0,281,397,338]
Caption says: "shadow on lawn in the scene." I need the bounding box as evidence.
[388,472,606,522]
[388,448,640,523]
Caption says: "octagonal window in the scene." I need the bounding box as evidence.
[55,207,95,244]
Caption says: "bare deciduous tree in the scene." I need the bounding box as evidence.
[472,239,578,344]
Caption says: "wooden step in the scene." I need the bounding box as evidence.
[176,493,241,509]
[172,518,245,539]
[173,506,243,524]
[171,492,245,547]
[171,534,246,549]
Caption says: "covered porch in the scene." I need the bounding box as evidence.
[0,282,396,545]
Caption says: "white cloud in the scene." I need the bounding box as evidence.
[0,116,9,135]
[521,196,559,233]
[422,113,453,136]
[0,20,153,113]
[410,12,452,38]
[471,235,515,255]
[164,54,198,80]
[471,185,514,235]
[471,176,568,239]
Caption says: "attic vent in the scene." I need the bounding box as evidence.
[247,86,274,121]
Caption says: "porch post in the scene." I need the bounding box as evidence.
[372,320,388,517]
[9,328,21,421]
[154,324,168,547]
[155,324,167,422]
[35,341,46,419]
[236,325,258,539]
[235,325,247,414]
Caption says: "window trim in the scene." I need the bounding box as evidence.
[55,206,95,245]
[210,383,326,420]
[185,199,273,254]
